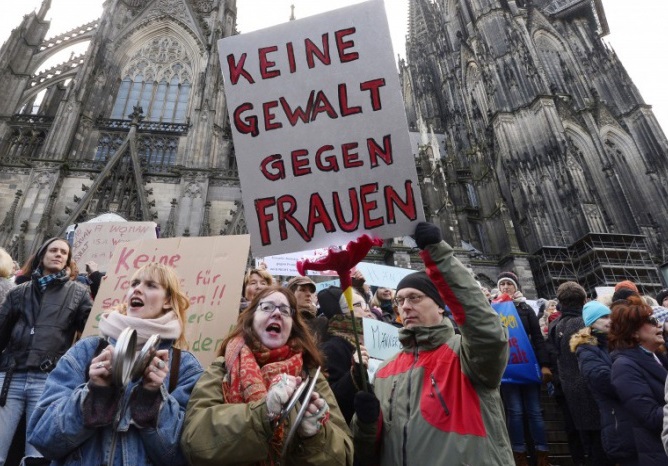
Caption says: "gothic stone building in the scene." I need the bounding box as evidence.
[402,0,668,297]
[0,0,666,298]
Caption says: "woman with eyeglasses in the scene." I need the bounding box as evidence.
[609,295,668,466]
[181,286,352,466]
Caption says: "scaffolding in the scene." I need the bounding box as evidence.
[531,233,663,298]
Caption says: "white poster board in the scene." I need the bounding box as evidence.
[363,317,402,361]
[218,0,424,256]
[81,235,250,367]
[72,222,157,271]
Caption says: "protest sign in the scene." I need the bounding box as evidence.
[218,0,424,256]
[363,317,401,361]
[81,235,250,367]
[492,300,541,384]
[355,262,414,288]
[72,222,157,271]
[258,247,338,277]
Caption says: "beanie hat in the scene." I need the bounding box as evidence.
[31,237,71,273]
[656,289,668,306]
[614,280,639,293]
[317,286,343,319]
[652,306,668,326]
[497,271,520,291]
[556,281,587,307]
[396,272,445,309]
[582,301,611,327]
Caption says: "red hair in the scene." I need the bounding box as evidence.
[608,294,653,350]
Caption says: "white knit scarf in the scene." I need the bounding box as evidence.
[98,310,181,346]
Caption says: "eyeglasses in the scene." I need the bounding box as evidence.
[646,315,660,327]
[393,294,425,306]
[352,301,367,309]
[257,302,294,317]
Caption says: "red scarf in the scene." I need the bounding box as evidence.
[222,335,303,464]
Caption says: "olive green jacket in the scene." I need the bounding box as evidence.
[181,356,353,466]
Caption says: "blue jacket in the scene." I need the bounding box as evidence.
[611,346,668,466]
[572,331,637,463]
[28,336,203,466]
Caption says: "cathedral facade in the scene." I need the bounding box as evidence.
[401,0,668,296]
[0,0,666,297]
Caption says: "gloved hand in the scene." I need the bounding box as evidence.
[298,392,330,438]
[266,374,300,419]
[541,367,553,384]
[354,391,380,424]
[413,222,443,250]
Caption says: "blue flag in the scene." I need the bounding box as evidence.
[492,299,541,384]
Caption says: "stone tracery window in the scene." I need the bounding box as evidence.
[111,36,193,123]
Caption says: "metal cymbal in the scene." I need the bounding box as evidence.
[281,366,322,459]
[130,334,161,383]
[111,327,137,387]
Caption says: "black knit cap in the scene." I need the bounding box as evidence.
[317,286,344,319]
[31,237,72,273]
[657,289,668,306]
[396,272,445,309]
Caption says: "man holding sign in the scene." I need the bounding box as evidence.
[351,223,513,465]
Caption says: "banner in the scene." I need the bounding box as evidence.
[82,235,250,367]
[492,299,541,384]
[72,221,157,271]
[218,0,424,256]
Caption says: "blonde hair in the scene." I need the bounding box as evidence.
[243,268,274,300]
[370,287,395,309]
[117,263,190,349]
[0,248,13,278]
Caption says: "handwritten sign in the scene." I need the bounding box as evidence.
[81,235,250,367]
[218,0,424,256]
[72,222,157,271]
[363,317,402,361]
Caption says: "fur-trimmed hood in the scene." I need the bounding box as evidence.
[570,327,597,353]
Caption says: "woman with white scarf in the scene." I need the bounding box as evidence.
[28,263,203,466]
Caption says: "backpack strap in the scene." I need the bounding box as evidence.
[168,347,181,393]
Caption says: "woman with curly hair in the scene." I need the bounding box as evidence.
[610,295,668,466]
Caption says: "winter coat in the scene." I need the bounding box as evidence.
[352,240,513,466]
[0,276,92,372]
[321,334,358,424]
[28,336,203,466]
[612,347,668,466]
[0,278,13,307]
[571,329,638,462]
[514,300,549,367]
[180,356,353,466]
[551,306,601,430]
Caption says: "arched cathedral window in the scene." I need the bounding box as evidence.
[111,36,193,123]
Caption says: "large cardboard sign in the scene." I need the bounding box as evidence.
[82,235,250,367]
[218,0,424,256]
[72,222,157,271]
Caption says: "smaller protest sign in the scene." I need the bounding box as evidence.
[492,300,541,384]
[72,222,157,271]
[355,262,414,288]
[82,235,250,367]
[363,317,402,361]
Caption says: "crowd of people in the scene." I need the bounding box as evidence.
[1,225,668,465]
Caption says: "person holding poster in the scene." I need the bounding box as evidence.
[351,222,513,465]
[0,237,93,464]
[28,263,203,466]
[181,286,352,466]
[496,271,553,466]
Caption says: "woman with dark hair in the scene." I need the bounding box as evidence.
[28,263,203,465]
[610,295,668,466]
[181,286,352,466]
[0,237,92,463]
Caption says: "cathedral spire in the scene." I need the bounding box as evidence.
[38,0,52,20]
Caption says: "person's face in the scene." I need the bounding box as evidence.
[245,273,268,301]
[591,316,611,333]
[498,279,517,296]
[125,273,170,319]
[252,291,293,349]
[663,297,668,308]
[347,294,374,319]
[395,287,443,328]
[41,240,70,275]
[378,287,393,300]
[294,284,315,309]
[634,316,665,352]
[546,302,557,315]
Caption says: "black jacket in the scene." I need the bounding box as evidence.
[514,301,548,367]
[0,275,92,372]
[321,334,359,424]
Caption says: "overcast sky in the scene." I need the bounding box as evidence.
[1,0,666,130]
